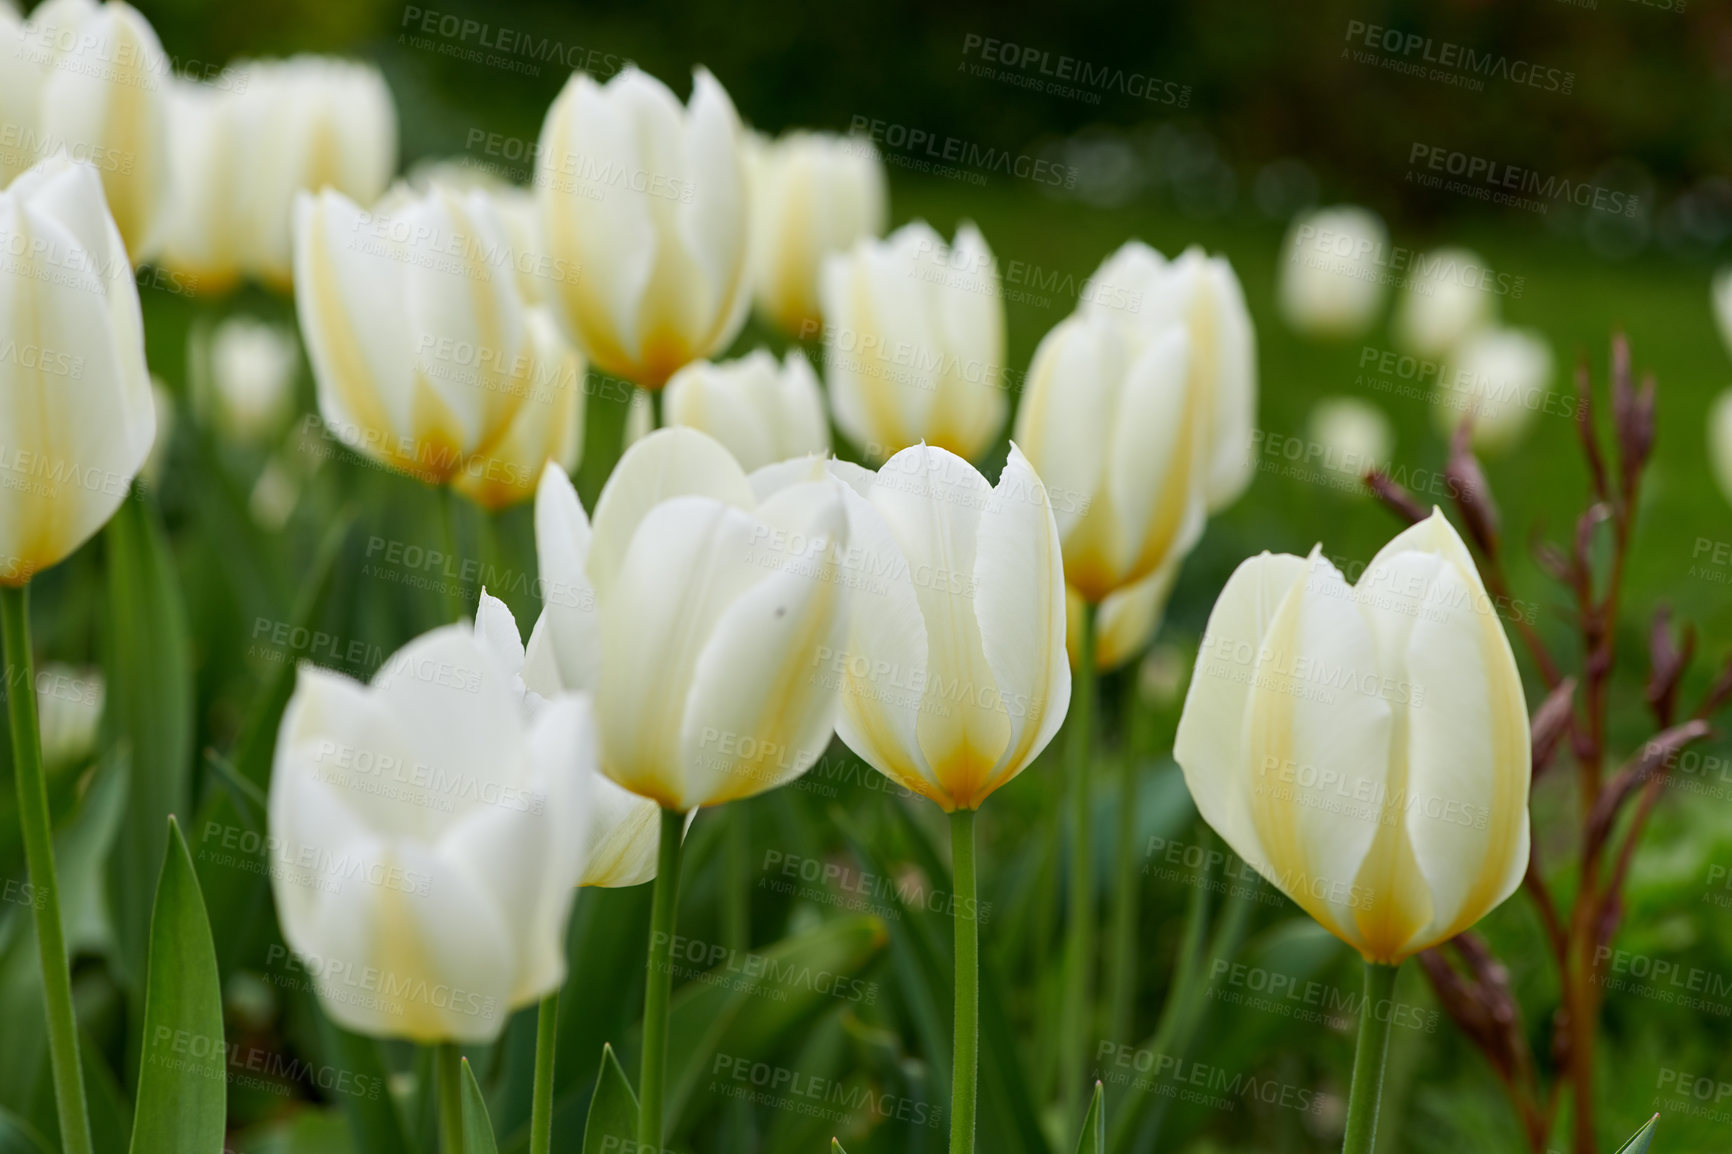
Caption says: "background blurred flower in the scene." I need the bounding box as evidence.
[156,78,248,289]
[35,664,102,771]
[268,600,594,1042]
[0,156,155,582]
[533,429,849,811]
[1432,326,1554,453]
[1308,395,1394,478]
[19,0,170,261]
[196,315,299,445]
[0,6,43,186]
[1711,388,1732,508]
[1712,267,1732,361]
[1173,511,1530,965]
[1278,205,1388,339]
[747,129,887,335]
[1064,562,1178,672]
[663,347,829,471]
[1079,242,1258,512]
[820,221,1006,461]
[1395,246,1497,358]
[536,66,750,388]
[451,307,585,511]
[1014,312,1202,604]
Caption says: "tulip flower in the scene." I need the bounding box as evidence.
[1077,241,1258,513]
[19,0,170,260]
[197,315,299,445]
[536,67,750,389]
[1395,247,1496,358]
[0,8,42,186]
[819,221,1007,462]
[156,78,248,289]
[0,153,156,1154]
[35,664,103,772]
[295,184,582,507]
[1278,205,1389,339]
[1063,563,1178,672]
[1710,389,1732,509]
[746,129,887,335]
[1433,327,1553,453]
[756,443,1067,1153]
[662,348,830,471]
[1308,396,1394,479]
[1173,510,1529,1154]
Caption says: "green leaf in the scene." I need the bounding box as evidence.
[0,1106,51,1153]
[581,1044,638,1154]
[831,1140,848,1153]
[1613,1114,1658,1154]
[460,1060,499,1154]
[103,492,194,988]
[129,818,225,1154]
[1073,1081,1104,1154]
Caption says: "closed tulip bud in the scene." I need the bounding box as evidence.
[1078,242,1258,512]
[156,78,247,289]
[231,56,396,286]
[1710,389,1732,508]
[820,221,1006,462]
[1395,247,1497,358]
[663,348,830,471]
[22,0,170,260]
[35,663,103,771]
[295,184,578,503]
[1064,560,1179,672]
[531,430,851,810]
[1433,327,1553,453]
[199,315,299,445]
[406,161,550,306]
[755,444,1069,811]
[1278,205,1388,339]
[536,67,750,388]
[1174,510,1531,965]
[0,156,155,584]
[1308,396,1394,479]
[747,130,887,335]
[1013,312,1204,604]
[268,596,596,1042]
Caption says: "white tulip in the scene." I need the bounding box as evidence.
[1308,396,1394,478]
[747,129,887,335]
[407,161,551,306]
[35,663,102,769]
[536,67,750,388]
[294,184,581,508]
[750,444,1068,810]
[1174,510,1530,965]
[1433,327,1553,453]
[0,6,43,186]
[20,0,171,260]
[1710,389,1732,509]
[0,155,155,584]
[1064,559,1179,672]
[268,598,594,1042]
[1013,311,1203,604]
[155,77,249,289]
[200,315,299,445]
[1395,247,1497,358]
[819,221,1007,462]
[141,375,174,490]
[1278,205,1389,339]
[529,430,851,811]
[663,348,829,472]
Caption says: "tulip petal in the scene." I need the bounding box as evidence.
[1011,314,1116,542]
[525,462,600,693]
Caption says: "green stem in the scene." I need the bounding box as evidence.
[1106,747,1139,1042]
[1342,961,1401,1154]
[2,584,93,1154]
[1060,603,1098,1127]
[437,1043,464,1154]
[529,992,559,1154]
[639,806,687,1152]
[950,808,979,1154]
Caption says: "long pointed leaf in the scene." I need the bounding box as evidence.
[1073,1081,1104,1154]
[1614,1114,1658,1154]
[460,1060,499,1154]
[581,1044,637,1154]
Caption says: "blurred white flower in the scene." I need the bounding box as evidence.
[249,455,300,529]
[1308,396,1394,478]
[1710,389,1732,508]
[663,348,829,471]
[536,67,750,388]
[35,663,103,770]
[141,376,175,490]
[623,389,654,450]
[1395,247,1497,358]
[1064,561,1179,672]
[1713,268,1732,363]
[747,130,887,335]
[1278,205,1388,339]
[820,221,1006,461]
[1433,327,1554,453]
[201,316,299,445]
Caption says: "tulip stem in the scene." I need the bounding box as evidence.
[639,805,686,1152]
[1,584,94,1154]
[1060,602,1098,1128]
[436,1043,463,1154]
[530,992,559,1154]
[949,807,979,1154]
[1342,961,1400,1154]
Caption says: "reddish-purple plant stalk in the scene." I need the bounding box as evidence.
[1365,336,1730,1154]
